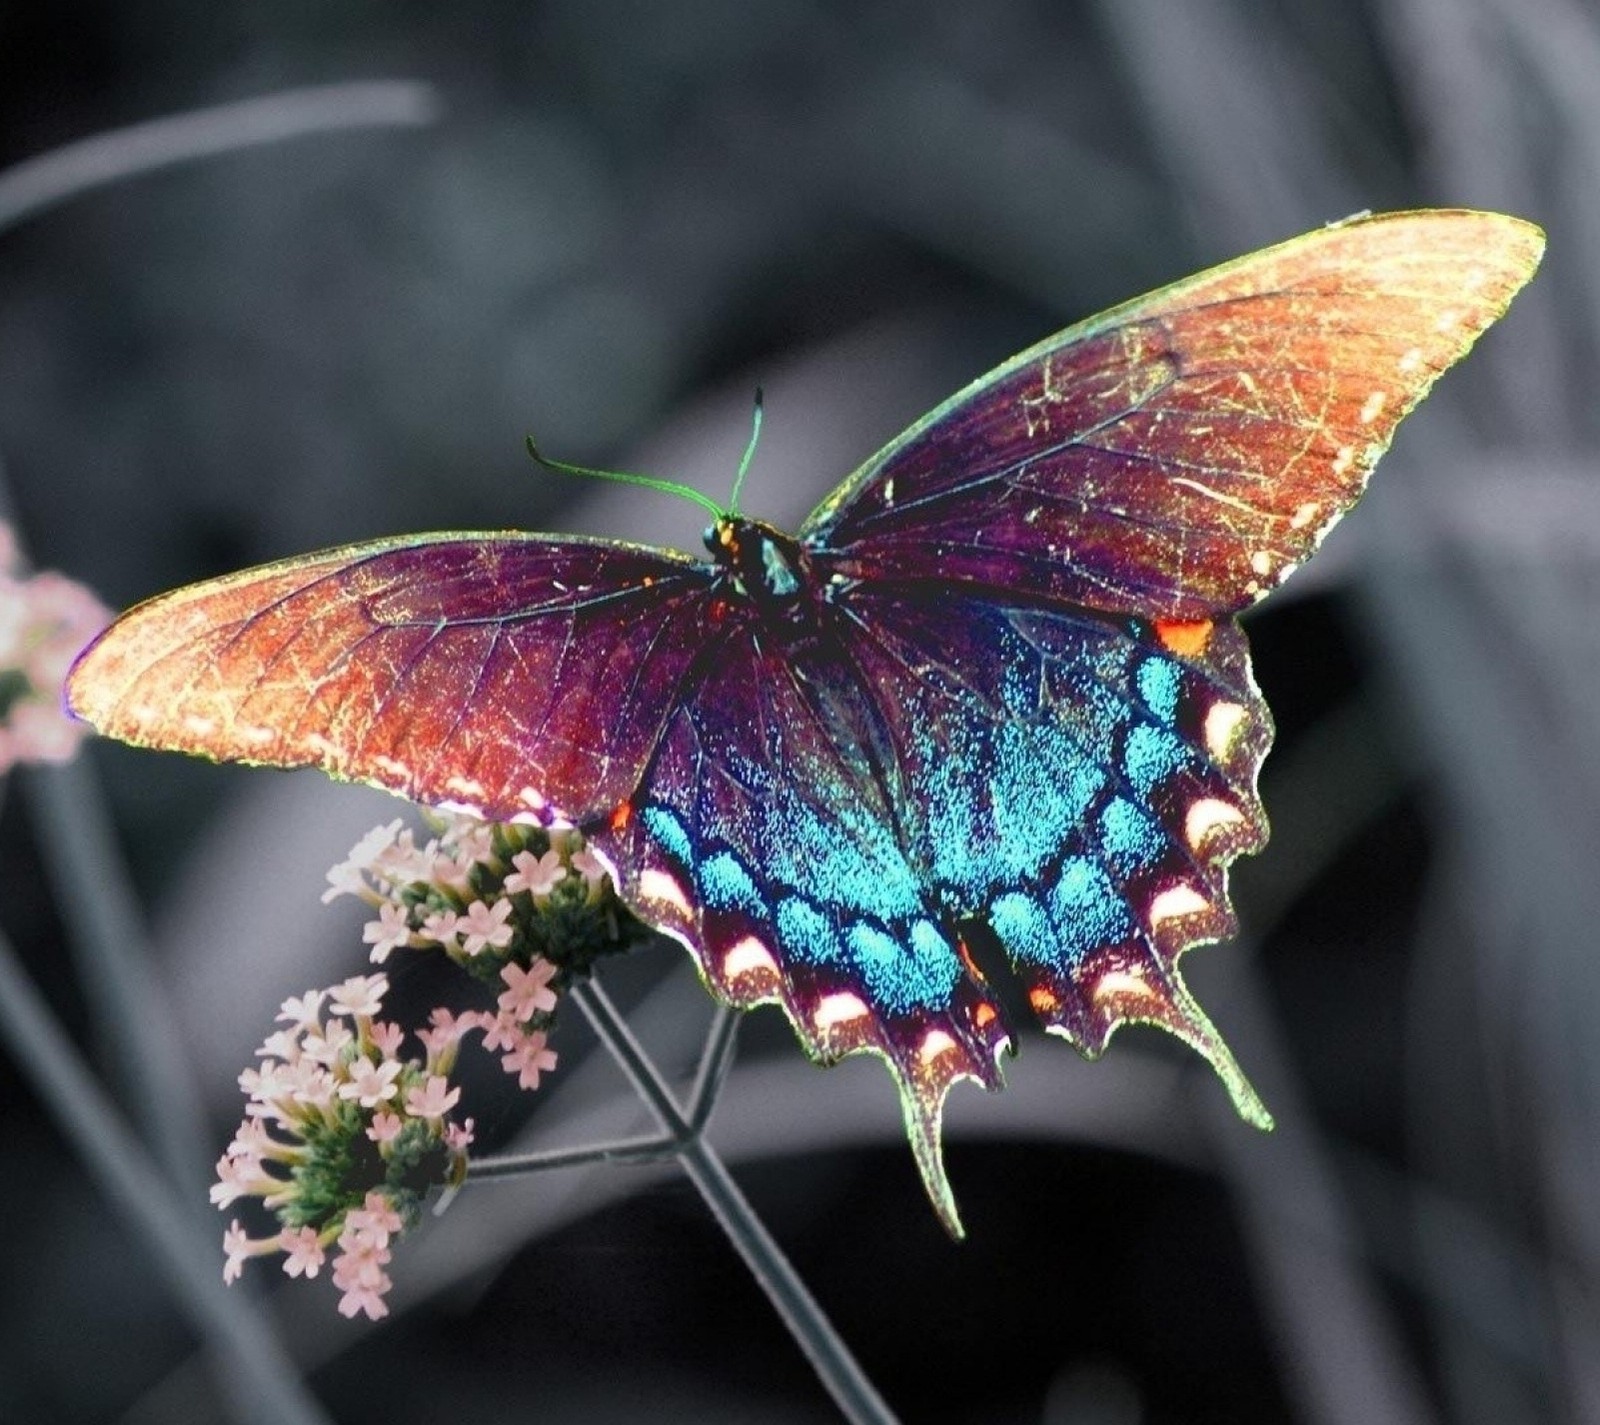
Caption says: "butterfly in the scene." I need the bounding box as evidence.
[68,209,1542,1234]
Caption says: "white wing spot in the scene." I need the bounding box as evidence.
[182,714,217,737]
[815,992,870,1031]
[724,935,779,981]
[1397,347,1423,374]
[1092,967,1156,1006]
[1332,446,1355,476]
[1359,391,1387,425]
[1290,500,1320,529]
[918,1029,959,1066]
[638,868,693,915]
[1149,884,1210,927]
[1203,701,1248,759]
[1186,797,1245,851]
[1249,550,1273,577]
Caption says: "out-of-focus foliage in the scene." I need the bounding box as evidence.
[0,2,1595,1422]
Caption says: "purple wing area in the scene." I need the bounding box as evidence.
[592,609,1012,1234]
[822,576,1274,1122]
[67,533,716,825]
[803,211,1544,619]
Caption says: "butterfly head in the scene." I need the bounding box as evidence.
[704,515,810,610]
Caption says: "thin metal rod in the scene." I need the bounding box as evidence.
[467,1132,680,1179]
[687,1002,742,1131]
[571,979,897,1425]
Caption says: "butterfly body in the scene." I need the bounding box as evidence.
[68,211,1544,1233]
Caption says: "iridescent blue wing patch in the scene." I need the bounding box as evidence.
[596,607,1011,1232]
[827,581,1273,1122]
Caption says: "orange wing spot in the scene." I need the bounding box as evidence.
[955,935,986,981]
[609,800,633,832]
[918,1029,959,1066]
[1028,986,1060,1015]
[1154,618,1213,656]
[974,1002,998,1029]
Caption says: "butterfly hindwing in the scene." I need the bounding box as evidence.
[805,210,1545,619]
[67,533,716,825]
[595,608,1011,1232]
[827,580,1272,1122]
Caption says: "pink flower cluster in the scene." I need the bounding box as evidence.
[0,523,111,773]
[216,815,636,1317]
[213,971,480,1319]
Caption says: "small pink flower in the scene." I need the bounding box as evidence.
[428,852,474,894]
[8,699,85,764]
[346,820,405,873]
[372,828,429,882]
[222,1221,261,1284]
[444,819,493,865]
[368,1020,405,1059]
[290,1066,337,1109]
[570,847,608,889]
[480,1012,525,1054]
[498,958,559,1019]
[458,899,514,957]
[505,848,567,897]
[320,861,370,904]
[301,1018,353,1066]
[366,1111,403,1144]
[278,1226,326,1279]
[227,1117,275,1158]
[339,1056,402,1107]
[444,1117,476,1153]
[420,908,461,949]
[329,974,388,1019]
[257,1027,302,1062]
[276,990,325,1030]
[351,1191,404,1240]
[210,1152,268,1208]
[362,901,413,963]
[502,1030,557,1090]
[404,1075,460,1120]
[335,1278,392,1321]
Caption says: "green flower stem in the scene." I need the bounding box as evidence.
[0,923,330,1425]
[572,979,897,1425]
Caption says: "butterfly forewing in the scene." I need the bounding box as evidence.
[68,534,716,825]
[805,210,1545,619]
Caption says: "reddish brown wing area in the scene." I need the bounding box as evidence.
[66,534,717,824]
[806,210,1544,618]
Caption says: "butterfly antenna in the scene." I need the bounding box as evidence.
[727,386,763,516]
[524,436,725,520]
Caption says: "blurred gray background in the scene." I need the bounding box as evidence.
[1,1,1596,1421]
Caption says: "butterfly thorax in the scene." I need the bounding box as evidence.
[704,516,813,614]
